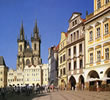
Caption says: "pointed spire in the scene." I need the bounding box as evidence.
[20,20,25,40]
[33,19,39,34]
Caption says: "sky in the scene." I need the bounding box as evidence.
[0,0,93,69]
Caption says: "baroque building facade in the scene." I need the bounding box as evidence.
[58,32,68,89]
[66,12,85,90]
[85,0,110,89]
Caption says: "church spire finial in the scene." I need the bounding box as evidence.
[20,20,25,40]
[34,19,39,34]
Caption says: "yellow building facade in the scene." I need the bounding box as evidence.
[0,56,8,88]
[85,0,110,89]
[58,32,68,89]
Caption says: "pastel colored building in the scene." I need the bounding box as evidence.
[85,0,110,89]
[67,12,85,90]
[7,69,24,87]
[0,56,8,88]
[58,32,68,89]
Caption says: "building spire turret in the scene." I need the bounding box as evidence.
[20,21,25,40]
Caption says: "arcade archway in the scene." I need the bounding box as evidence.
[87,70,100,87]
[105,68,110,84]
[79,75,85,90]
[69,76,76,90]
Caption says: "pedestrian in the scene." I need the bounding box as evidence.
[1,88,5,100]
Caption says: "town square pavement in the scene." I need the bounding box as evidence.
[1,90,110,100]
[32,90,110,100]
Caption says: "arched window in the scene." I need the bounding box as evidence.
[34,43,36,50]
[20,45,22,52]
[26,59,30,65]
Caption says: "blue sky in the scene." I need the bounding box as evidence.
[0,0,93,69]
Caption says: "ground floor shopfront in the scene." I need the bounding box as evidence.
[58,65,110,91]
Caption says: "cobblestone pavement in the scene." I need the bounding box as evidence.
[0,90,110,100]
[32,91,110,100]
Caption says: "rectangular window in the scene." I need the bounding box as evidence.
[74,32,76,40]
[80,59,83,69]
[105,0,109,4]
[69,62,71,71]
[79,44,82,53]
[90,53,93,64]
[89,31,93,41]
[68,48,71,56]
[75,20,77,24]
[74,46,76,55]
[105,23,109,35]
[77,30,79,39]
[74,61,77,70]
[97,0,101,9]
[63,68,66,75]
[97,51,101,62]
[71,34,73,42]
[105,48,109,60]
[60,69,62,76]
[60,56,62,64]
[72,21,74,26]
[63,54,65,62]
[97,27,100,38]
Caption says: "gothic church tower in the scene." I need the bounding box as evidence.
[17,21,42,70]
[31,21,42,65]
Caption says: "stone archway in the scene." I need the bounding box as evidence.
[79,75,85,90]
[104,68,110,84]
[60,79,66,90]
[69,76,76,90]
[88,70,100,79]
[87,70,100,87]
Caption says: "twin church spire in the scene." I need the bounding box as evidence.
[18,20,40,41]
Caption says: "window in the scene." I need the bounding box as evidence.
[79,44,82,53]
[97,27,100,38]
[105,48,109,60]
[89,31,93,41]
[72,21,75,26]
[97,51,101,62]
[77,30,79,39]
[75,20,77,24]
[105,23,109,35]
[63,54,65,62]
[60,56,62,64]
[63,68,66,75]
[90,53,93,64]
[97,0,101,9]
[60,69,62,76]
[71,34,73,42]
[69,62,71,71]
[105,0,109,4]
[74,32,76,40]
[20,45,22,52]
[26,59,30,65]
[34,43,36,50]
[80,59,83,69]
[74,46,76,55]
[68,48,71,56]
[74,61,77,70]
